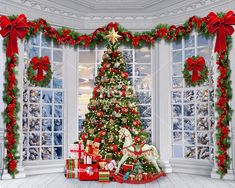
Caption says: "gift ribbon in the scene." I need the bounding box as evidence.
[31,56,50,81]
[186,57,205,82]
[78,166,98,176]
[207,11,235,53]
[78,142,82,159]
[105,160,116,170]
[66,170,78,178]
[0,14,29,57]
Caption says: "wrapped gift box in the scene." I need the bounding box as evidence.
[93,141,100,155]
[105,160,116,171]
[65,158,79,178]
[99,169,110,182]
[69,141,84,159]
[78,163,99,181]
[85,140,93,153]
[122,163,134,173]
[65,170,78,178]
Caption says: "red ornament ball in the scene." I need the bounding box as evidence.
[81,133,88,140]
[99,130,106,136]
[97,111,103,118]
[110,144,118,152]
[121,72,128,79]
[133,120,140,126]
[94,137,101,143]
[122,107,128,114]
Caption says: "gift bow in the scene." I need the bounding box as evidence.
[0,14,29,57]
[207,11,235,53]
[187,57,205,82]
[85,166,94,176]
[31,56,50,81]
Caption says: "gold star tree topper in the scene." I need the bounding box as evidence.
[105,28,121,44]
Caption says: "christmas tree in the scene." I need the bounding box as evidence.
[80,28,158,174]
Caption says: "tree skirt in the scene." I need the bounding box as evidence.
[112,171,166,184]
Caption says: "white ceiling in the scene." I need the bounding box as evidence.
[1,0,234,30]
[47,0,186,15]
[9,0,230,18]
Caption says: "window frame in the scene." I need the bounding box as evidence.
[170,32,216,161]
[21,34,66,163]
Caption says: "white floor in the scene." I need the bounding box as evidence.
[0,173,235,188]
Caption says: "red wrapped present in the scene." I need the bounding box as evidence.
[85,140,93,154]
[78,163,99,181]
[92,154,102,162]
[65,170,78,178]
[85,139,102,162]
[93,141,100,155]
[69,140,84,159]
[122,164,134,173]
[99,169,110,182]
[65,159,79,178]
[85,140,100,155]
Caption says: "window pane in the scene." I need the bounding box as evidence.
[136,91,151,104]
[23,34,64,161]
[29,47,39,59]
[172,118,182,130]
[41,48,51,59]
[172,77,183,88]
[123,50,133,63]
[172,64,182,77]
[53,50,63,62]
[173,145,183,158]
[135,47,151,63]
[197,35,209,47]
[185,49,195,58]
[171,34,214,160]
[172,91,181,103]
[29,90,41,103]
[172,41,182,50]
[173,51,182,63]
[185,36,195,48]
[135,64,151,76]
[42,91,53,103]
[184,146,196,159]
[30,35,40,46]
[79,51,95,63]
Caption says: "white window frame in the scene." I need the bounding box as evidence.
[169,32,216,175]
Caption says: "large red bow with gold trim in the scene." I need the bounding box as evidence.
[31,56,50,81]
[187,56,205,82]
[0,14,29,57]
[207,11,235,53]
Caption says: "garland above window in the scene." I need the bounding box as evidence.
[0,10,235,178]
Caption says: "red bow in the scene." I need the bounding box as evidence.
[207,11,235,53]
[0,14,28,57]
[106,22,118,31]
[31,56,50,81]
[187,57,205,82]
